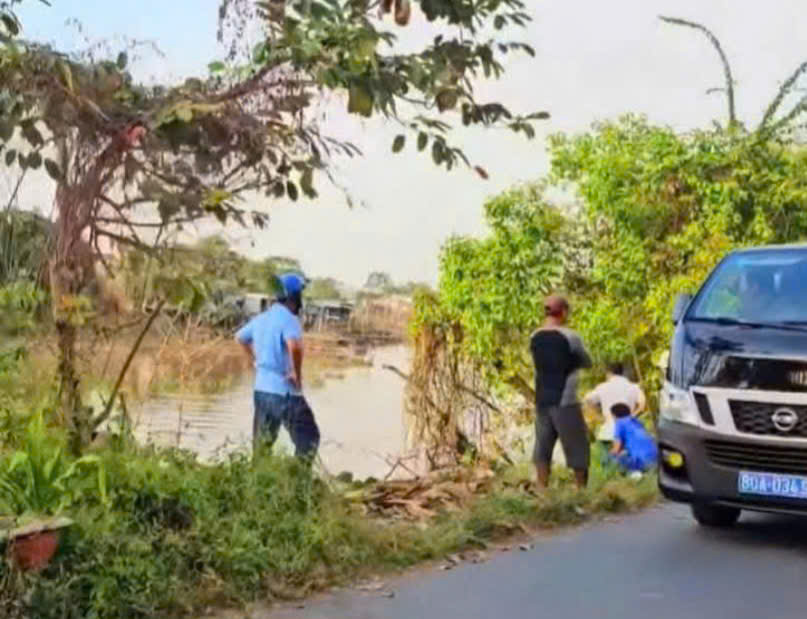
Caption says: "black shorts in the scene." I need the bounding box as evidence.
[534,403,590,471]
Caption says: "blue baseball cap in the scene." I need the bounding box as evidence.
[275,272,307,299]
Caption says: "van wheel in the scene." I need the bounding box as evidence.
[691,503,741,528]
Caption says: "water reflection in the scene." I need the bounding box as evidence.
[132,346,411,479]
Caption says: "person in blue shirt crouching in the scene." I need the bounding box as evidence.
[607,403,657,475]
[236,273,320,462]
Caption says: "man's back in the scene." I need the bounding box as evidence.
[587,375,643,441]
[530,327,591,408]
[236,304,302,395]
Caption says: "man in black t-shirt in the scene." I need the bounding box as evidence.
[530,294,592,489]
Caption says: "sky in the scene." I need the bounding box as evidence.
[11,0,807,287]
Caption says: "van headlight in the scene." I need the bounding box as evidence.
[659,382,698,425]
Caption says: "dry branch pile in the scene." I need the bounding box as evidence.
[344,466,496,520]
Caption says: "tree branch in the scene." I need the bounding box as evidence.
[383,363,503,414]
[93,299,165,432]
[660,16,737,127]
[760,61,807,129]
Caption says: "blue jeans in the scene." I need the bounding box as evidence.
[253,392,320,459]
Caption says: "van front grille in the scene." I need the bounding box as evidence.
[729,401,807,438]
[705,439,807,475]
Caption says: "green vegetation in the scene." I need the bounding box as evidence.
[0,415,655,619]
[416,112,807,418]
[407,20,807,467]
[11,9,804,616]
[0,291,655,617]
[120,235,305,312]
[0,208,50,287]
[1,0,546,452]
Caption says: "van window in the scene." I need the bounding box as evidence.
[689,250,807,324]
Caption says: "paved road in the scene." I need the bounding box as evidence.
[261,503,807,619]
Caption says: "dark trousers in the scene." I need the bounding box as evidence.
[253,391,320,459]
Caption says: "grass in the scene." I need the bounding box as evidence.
[0,433,657,619]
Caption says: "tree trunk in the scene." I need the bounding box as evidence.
[50,184,95,455]
[54,317,90,455]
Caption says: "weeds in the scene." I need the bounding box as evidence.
[0,412,107,516]
[0,342,657,618]
[0,431,656,618]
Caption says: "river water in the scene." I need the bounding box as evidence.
[131,346,412,480]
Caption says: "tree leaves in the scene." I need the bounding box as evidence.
[57,61,74,93]
[431,140,443,165]
[436,89,458,112]
[44,159,63,181]
[414,184,564,390]
[300,167,316,198]
[0,120,13,142]
[417,132,428,151]
[1,13,20,37]
[26,152,42,170]
[175,106,193,123]
[20,122,43,148]
[287,181,299,201]
[392,135,406,153]
[4,149,15,167]
[348,85,374,117]
[208,61,226,74]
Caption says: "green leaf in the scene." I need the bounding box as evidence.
[175,106,193,123]
[21,122,43,148]
[300,167,315,197]
[0,120,13,142]
[4,149,15,166]
[1,14,19,36]
[392,135,406,153]
[355,33,377,60]
[436,89,459,112]
[348,85,374,117]
[116,52,128,69]
[518,43,536,57]
[431,141,444,166]
[417,132,428,151]
[287,181,299,201]
[208,61,226,74]
[27,152,42,170]
[57,61,74,93]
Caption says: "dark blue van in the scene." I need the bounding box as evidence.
[659,246,807,526]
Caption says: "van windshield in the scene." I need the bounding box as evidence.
[689,249,807,325]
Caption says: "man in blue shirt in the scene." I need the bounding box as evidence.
[236,273,320,460]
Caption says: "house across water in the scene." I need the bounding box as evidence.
[303,300,354,332]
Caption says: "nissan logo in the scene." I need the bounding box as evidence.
[772,408,800,432]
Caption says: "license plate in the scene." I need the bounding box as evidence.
[738,471,807,499]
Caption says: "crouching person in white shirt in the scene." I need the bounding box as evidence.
[584,361,646,458]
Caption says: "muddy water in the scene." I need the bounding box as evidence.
[132,346,412,480]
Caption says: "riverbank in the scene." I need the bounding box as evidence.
[0,435,657,618]
[10,325,373,408]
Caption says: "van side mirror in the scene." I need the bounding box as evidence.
[672,293,692,325]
